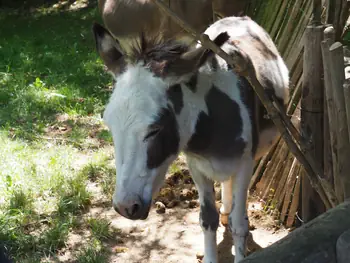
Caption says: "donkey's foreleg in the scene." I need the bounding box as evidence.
[230,157,253,263]
[188,162,219,263]
[220,177,233,226]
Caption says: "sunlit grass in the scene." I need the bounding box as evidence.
[0,3,117,261]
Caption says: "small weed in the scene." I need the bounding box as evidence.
[76,238,108,263]
[80,161,116,197]
[57,176,91,215]
[99,171,116,199]
[81,163,106,181]
[39,219,70,253]
[0,212,38,258]
[87,217,111,241]
[8,188,34,213]
[96,129,113,144]
[169,162,183,175]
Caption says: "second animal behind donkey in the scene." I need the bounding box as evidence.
[92,15,289,263]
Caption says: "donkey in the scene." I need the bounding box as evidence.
[92,15,289,263]
[98,0,247,46]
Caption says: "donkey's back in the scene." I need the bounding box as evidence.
[98,0,247,41]
[200,16,290,105]
[196,16,290,161]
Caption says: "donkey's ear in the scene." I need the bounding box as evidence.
[92,23,125,77]
[161,32,230,78]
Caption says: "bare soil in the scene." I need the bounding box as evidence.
[61,157,289,263]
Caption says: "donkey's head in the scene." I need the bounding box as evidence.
[92,23,228,220]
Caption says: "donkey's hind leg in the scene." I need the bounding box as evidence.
[230,156,254,263]
[220,177,233,226]
[187,159,219,263]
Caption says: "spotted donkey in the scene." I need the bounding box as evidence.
[92,15,289,263]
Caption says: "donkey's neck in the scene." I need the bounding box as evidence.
[176,68,244,151]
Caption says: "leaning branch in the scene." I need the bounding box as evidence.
[151,0,338,208]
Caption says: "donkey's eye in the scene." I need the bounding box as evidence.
[144,126,162,141]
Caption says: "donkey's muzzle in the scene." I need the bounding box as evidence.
[113,194,150,220]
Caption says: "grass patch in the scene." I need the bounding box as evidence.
[0,4,116,261]
[39,218,70,253]
[57,174,92,216]
[0,4,111,141]
[87,217,112,241]
[76,238,109,263]
[8,188,34,213]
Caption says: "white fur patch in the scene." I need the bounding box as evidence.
[198,16,290,104]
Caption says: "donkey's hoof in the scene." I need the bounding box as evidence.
[220,213,229,226]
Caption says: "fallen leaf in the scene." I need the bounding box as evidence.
[114,246,128,253]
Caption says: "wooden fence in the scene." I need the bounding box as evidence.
[248,0,350,228]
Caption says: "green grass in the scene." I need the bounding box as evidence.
[76,238,109,263]
[0,2,112,141]
[87,217,112,241]
[0,2,117,261]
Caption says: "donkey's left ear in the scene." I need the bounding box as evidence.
[160,32,230,78]
[92,23,126,77]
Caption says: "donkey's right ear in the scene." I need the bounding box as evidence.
[92,23,125,77]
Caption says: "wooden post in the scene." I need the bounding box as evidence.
[323,26,336,192]
[321,37,342,202]
[329,42,350,200]
[301,25,325,222]
[344,79,350,141]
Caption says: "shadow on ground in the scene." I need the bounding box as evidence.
[85,203,273,263]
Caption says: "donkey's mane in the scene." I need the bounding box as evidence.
[127,32,191,65]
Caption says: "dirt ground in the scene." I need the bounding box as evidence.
[71,156,289,263]
[85,196,288,263]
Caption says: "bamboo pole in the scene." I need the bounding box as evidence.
[312,0,322,25]
[262,143,289,201]
[151,0,337,209]
[279,0,305,56]
[273,151,295,209]
[280,158,300,223]
[326,0,335,24]
[286,168,302,228]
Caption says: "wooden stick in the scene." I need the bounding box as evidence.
[286,168,302,228]
[150,0,337,208]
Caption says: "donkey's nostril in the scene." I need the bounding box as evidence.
[126,203,140,217]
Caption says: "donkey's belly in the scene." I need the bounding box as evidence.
[185,153,242,182]
[254,126,280,161]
